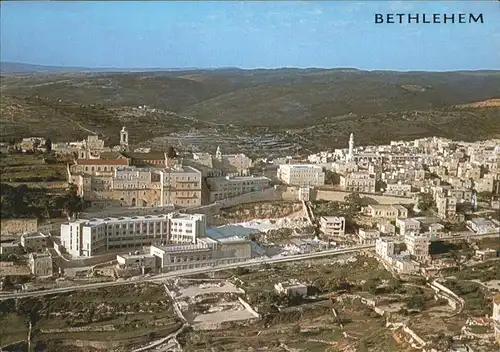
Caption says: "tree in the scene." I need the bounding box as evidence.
[45,138,52,153]
[417,192,435,212]
[362,278,380,294]
[406,294,426,310]
[166,146,177,159]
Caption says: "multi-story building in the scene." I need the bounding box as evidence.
[339,172,376,193]
[493,294,500,344]
[206,175,270,202]
[385,182,412,197]
[70,164,203,209]
[358,228,380,244]
[277,164,325,186]
[375,238,395,259]
[364,204,408,220]
[150,236,252,272]
[319,216,346,238]
[474,178,495,193]
[396,218,421,237]
[191,147,253,176]
[20,232,48,253]
[28,252,53,277]
[405,232,430,261]
[436,193,457,220]
[60,213,206,257]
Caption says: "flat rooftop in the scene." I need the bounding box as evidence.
[21,232,46,239]
[75,213,204,227]
[153,243,211,253]
[281,164,322,169]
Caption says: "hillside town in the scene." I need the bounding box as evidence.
[1,127,500,352]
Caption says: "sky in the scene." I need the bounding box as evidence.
[1,1,499,71]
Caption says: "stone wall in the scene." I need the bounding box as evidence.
[314,189,415,205]
[0,218,38,236]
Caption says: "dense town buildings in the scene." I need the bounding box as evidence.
[206,175,270,202]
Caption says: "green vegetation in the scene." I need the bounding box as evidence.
[0,283,180,350]
[2,70,500,153]
[0,152,67,183]
[0,183,83,219]
[443,280,491,316]
[443,261,500,282]
[417,192,435,212]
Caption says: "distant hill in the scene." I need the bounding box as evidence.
[0,61,203,74]
[1,67,500,150]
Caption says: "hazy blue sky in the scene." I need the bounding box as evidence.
[1,1,499,71]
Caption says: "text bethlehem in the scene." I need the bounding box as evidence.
[375,13,484,24]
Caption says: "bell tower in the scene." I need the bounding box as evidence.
[120,126,129,151]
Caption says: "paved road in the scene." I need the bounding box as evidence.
[0,245,374,301]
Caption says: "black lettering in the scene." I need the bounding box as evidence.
[396,14,405,23]
[422,14,431,24]
[469,13,483,23]
[459,14,466,23]
[408,14,419,23]
[433,14,440,23]
[375,14,384,24]
[444,14,455,23]
[387,14,394,24]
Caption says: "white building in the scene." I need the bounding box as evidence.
[358,229,380,244]
[274,281,308,297]
[396,218,421,237]
[116,253,156,272]
[277,164,325,186]
[375,238,395,259]
[466,218,499,235]
[385,182,412,197]
[61,213,206,257]
[319,216,346,238]
[405,232,430,261]
[206,175,270,202]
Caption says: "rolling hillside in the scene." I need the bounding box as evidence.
[1,67,500,151]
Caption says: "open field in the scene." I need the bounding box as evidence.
[0,283,181,351]
[0,153,67,183]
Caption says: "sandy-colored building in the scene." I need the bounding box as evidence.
[29,252,53,277]
[20,232,48,253]
[364,204,408,220]
[405,232,430,261]
[340,172,376,193]
[206,175,270,202]
[358,229,380,244]
[436,193,457,220]
[385,182,412,197]
[70,164,203,209]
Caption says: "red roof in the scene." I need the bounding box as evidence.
[75,159,129,166]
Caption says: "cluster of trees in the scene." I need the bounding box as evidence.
[417,192,435,212]
[0,183,84,219]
